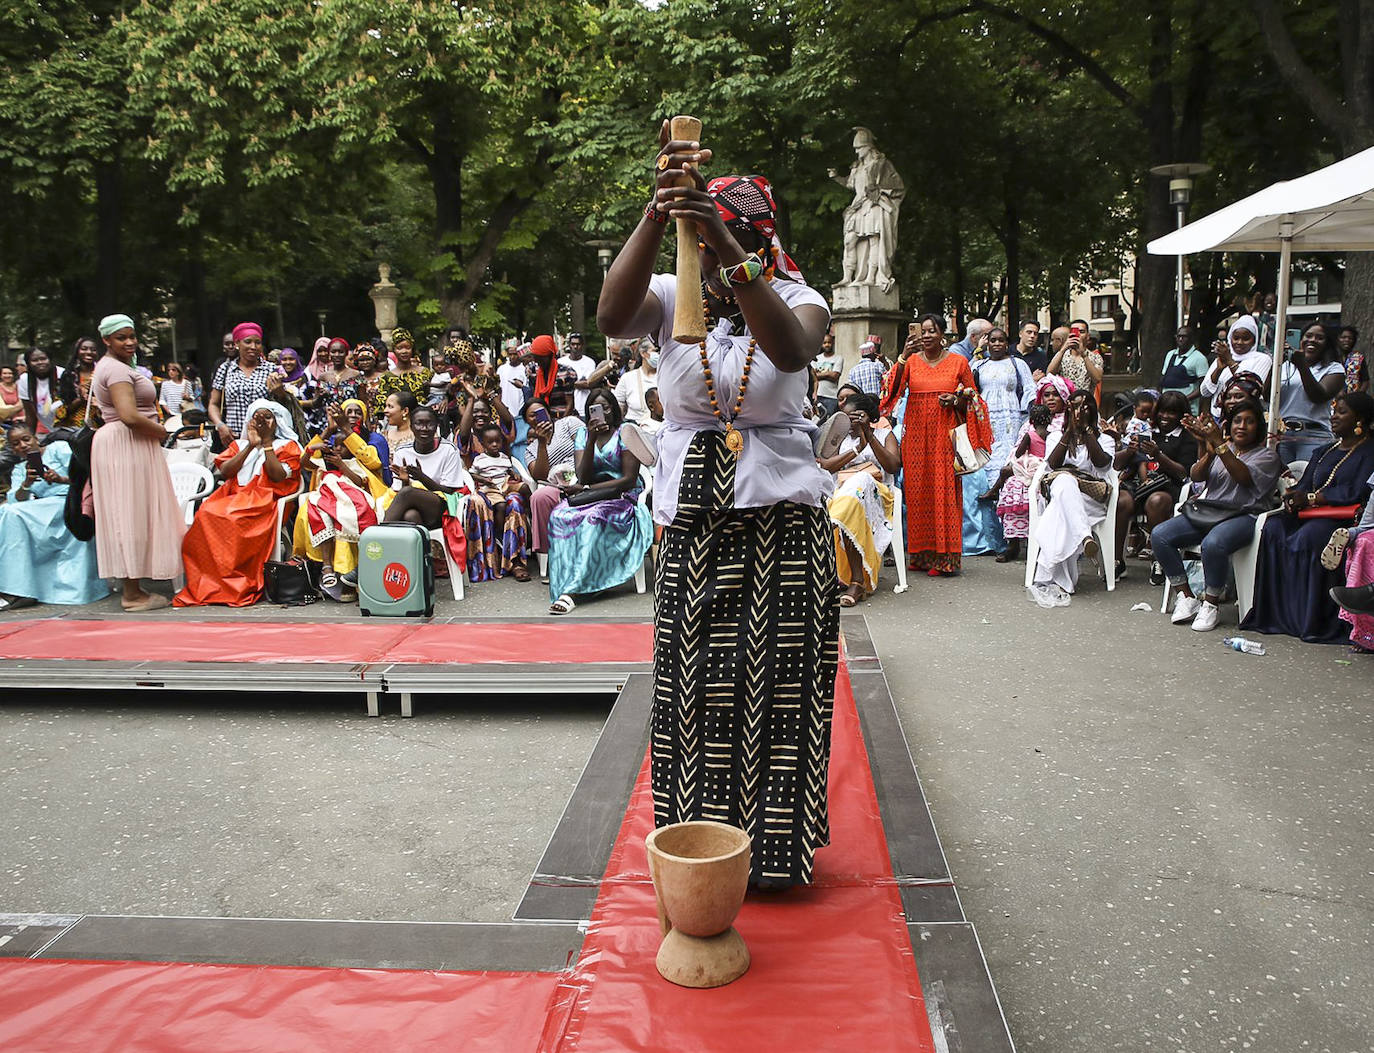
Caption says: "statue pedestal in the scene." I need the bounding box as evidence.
[831,283,905,381]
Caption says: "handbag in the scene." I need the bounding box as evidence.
[1180,498,1248,531]
[950,423,991,476]
[263,557,318,605]
[1040,468,1110,504]
[1296,503,1360,521]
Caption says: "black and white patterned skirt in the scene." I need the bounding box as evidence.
[651,432,840,886]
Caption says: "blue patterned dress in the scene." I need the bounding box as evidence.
[547,426,652,600]
[0,442,107,604]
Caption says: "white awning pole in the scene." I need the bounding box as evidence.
[1271,221,1294,422]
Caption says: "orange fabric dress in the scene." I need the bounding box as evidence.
[174,441,302,607]
[896,353,975,573]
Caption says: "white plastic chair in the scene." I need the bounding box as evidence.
[426,465,477,602]
[168,462,214,526]
[1160,467,1298,620]
[1024,462,1120,592]
[270,479,306,562]
[887,481,910,594]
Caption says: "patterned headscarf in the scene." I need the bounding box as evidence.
[705,175,805,282]
[391,327,414,349]
[445,338,477,370]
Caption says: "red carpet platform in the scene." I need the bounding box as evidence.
[0,658,941,1052]
[0,618,654,666]
[0,618,655,715]
[1,618,1012,1049]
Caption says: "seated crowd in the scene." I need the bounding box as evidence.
[2,309,1373,653]
[817,311,1374,649]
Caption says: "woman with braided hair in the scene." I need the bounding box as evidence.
[597,122,838,890]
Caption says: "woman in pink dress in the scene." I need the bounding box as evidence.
[91,314,186,611]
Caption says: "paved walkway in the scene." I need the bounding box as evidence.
[2,554,1369,1051]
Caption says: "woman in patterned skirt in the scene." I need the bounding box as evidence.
[597,123,838,890]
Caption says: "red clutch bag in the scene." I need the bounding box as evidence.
[1296,504,1361,520]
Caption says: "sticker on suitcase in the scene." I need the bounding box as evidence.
[365,541,384,561]
[382,563,411,599]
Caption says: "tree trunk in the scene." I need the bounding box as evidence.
[1343,254,1374,343]
[93,157,122,319]
[949,219,966,334]
[1003,198,1021,330]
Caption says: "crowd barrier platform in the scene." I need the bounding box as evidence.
[0,617,1014,1052]
[0,616,655,716]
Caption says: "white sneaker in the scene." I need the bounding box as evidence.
[1190,601,1220,632]
[1170,593,1200,624]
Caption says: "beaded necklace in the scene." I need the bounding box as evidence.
[698,284,759,457]
[1310,435,1368,498]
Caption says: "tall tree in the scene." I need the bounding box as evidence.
[1253,0,1374,339]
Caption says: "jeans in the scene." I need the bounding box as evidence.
[1150,512,1258,593]
[1277,430,1331,465]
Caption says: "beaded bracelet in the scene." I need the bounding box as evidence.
[643,199,668,225]
[719,256,763,286]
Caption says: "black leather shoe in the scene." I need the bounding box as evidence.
[1330,583,1374,616]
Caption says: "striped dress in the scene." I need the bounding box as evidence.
[652,431,839,888]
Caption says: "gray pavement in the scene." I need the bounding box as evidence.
[1,555,1370,1052]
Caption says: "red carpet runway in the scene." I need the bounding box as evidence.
[0,617,1008,1051]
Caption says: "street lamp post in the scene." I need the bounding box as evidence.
[1149,163,1212,330]
[585,239,621,283]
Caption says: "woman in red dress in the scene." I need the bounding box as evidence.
[884,313,975,574]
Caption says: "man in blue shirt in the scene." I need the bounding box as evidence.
[949,318,992,362]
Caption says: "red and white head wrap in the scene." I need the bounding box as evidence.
[706,175,805,283]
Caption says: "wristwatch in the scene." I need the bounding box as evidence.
[1214,441,1231,456]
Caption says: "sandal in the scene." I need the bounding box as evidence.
[549,594,576,616]
[839,594,857,607]
[511,563,531,583]
[1321,527,1351,571]
[122,593,169,612]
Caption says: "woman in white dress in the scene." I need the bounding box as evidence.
[1029,388,1116,607]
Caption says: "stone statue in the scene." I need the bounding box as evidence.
[830,128,904,293]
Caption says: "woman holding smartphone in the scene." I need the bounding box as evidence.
[546,388,653,614]
[884,313,976,575]
[522,391,583,581]
[1047,321,1103,394]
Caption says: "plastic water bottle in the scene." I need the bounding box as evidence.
[1222,636,1266,655]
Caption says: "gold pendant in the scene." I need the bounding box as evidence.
[724,424,744,455]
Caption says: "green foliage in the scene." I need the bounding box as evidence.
[0,0,1361,358]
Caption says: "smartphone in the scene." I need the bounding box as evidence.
[589,404,607,427]
[908,322,920,335]
[532,405,551,426]
[26,451,44,472]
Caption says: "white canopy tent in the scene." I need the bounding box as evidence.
[1147,144,1374,414]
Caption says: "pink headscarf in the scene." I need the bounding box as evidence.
[308,336,331,380]
[1035,374,1074,402]
[232,322,263,343]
